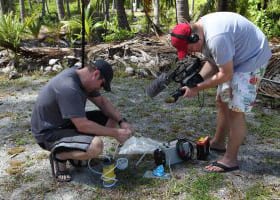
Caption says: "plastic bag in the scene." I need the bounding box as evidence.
[118,136,162,155]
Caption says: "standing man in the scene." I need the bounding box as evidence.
[171,12,271,172]
[31,59,133,182]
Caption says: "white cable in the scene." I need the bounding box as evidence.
[135,152,148,167]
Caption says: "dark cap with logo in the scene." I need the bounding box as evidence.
[90,59,113,91]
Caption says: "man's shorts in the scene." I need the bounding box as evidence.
[38,110,108,153]
[217,65,267,113]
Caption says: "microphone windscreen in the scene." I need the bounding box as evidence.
[145,73,169,98]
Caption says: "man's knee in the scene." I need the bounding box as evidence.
[87,137,103,158]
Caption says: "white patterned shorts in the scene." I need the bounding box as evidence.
[217,65,267,113]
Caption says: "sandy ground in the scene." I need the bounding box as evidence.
[0,75,279,200]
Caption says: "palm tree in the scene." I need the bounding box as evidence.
[153,0,160,26]
[104,0,110,21]
[1,0,15,14]
[28,0,32,11]
[116,0,130,30]
[41,0,46,16]
[0,0,4,15]
[19,0,25,22]
[77,0,81,14]
[8,0,16,13]
[217,0,236,12]
[142,0,163,35]
[65,0,71,18]
[56,0,65,20]
[176,0,190,23]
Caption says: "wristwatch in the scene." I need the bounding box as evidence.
[118,118,127,126]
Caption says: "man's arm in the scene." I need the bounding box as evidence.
[197,60,233,90]
[183,60,234,97]
[71,117,131,144]
[89,95,122,123]
[90,95,133,130]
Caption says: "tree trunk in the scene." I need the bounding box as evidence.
[65,0,71,18]
[190,0,194,16]
[104,0,110,21]
[116,0,130,30]
[176,0,190,23]
[8,0,15,13]
[46,0,50,14]
[263,0,269,9]
[77,0,81,14]
[56,0,65,20]
[217,0,228,11]
[0,0,4,15]
[19,0,25,22]
[41,0,46,16]
[112,0,116,10]
[153,0,160,26]
[217,0,236,12]
[28,0,32,10]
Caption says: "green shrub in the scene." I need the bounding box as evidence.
[0,12,28,52]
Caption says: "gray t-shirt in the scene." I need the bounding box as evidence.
[31,67,100,142]
[201,12,272,72]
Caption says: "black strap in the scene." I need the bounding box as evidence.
[170,32,190,41]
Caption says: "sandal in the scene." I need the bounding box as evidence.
[49,153,72,182]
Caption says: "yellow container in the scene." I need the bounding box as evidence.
[102,162,116,187]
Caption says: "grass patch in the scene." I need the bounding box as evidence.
[6,131,36,146]
[248,110,280,140]
[245,182,273,200]
[0,75,30,91]
[167,170,224,199]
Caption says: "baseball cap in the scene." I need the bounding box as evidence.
[91,59,113,91]
[171,23,192,60]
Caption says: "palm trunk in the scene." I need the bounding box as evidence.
[153,0,160,26]
[176,0,190,23]
[56,0,65,20]
[19,0,25,22]
[116,0,130,30]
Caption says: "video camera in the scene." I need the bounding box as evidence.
[145,56,217,103]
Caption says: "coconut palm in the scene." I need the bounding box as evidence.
[176,0,190,23]
[116,0,130,30]
[56,0,65,20]
[19,0,25,22]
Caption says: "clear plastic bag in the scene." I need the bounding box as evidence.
[118,136,162,155]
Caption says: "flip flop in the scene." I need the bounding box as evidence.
[205,161,239,173]
[210,147,226,153]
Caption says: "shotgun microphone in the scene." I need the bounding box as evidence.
[145,73,172,98]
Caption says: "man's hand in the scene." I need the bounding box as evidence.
[182,86,199,98]
[116,128,132,144]
[119,121,134,131]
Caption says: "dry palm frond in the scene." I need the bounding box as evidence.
[258,52,280,98]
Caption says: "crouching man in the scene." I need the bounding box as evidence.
[31,59,133,182]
